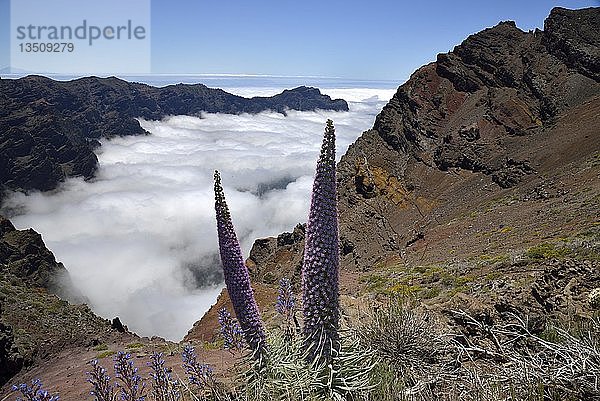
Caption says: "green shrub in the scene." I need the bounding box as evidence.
[97,350,117,359]
[526,242,572,259]
[93,343,108,351]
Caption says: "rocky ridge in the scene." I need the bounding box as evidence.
[0,77,348,200]
[334,6,600,270]
[242,6,600,277]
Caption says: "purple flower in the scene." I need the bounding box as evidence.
[148,352,181,401]
[217,307,245,352]
[302,119,340,361]
[181,345,215,390]
[11,379,59,401]
[276,278,296,323]
[86,359,115,401]
[113,351,146,401]
[213,170,267,360]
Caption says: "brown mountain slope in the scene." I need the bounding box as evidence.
[336,7,599,271]
[240,7,600,283]
[187,6,600,343]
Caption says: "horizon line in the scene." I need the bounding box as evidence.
[0,70,403,83]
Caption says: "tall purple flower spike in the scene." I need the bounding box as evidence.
[213,171,266,360]
[302,119,340,360]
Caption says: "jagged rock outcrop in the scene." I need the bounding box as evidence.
[0,215,133,387]
[246,224,306,286]
[0,77,348,200]
[543,7,600,81]
[335,6,599,270]
[0,216,68,293]
[247,7,600,279]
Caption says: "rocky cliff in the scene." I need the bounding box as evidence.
[0,216,69,294]
[0,216,135,386]
[244,7,600,278]
[335,6,600,270]
[0,77,348,201]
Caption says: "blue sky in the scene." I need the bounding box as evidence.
[1,0,599,80]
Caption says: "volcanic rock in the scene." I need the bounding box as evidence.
[0,77,348,201]
[248,6,600,278]
[0,215,135,387]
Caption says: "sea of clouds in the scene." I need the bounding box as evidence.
[1,86,396,341]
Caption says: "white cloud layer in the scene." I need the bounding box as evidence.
[1,87,395,341]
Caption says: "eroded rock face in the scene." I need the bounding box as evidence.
[248,7,600,278]
[543,7,600,82]
[0,78,348,200]
[0,216,68,293]
[0,215,134,387]
[334,7,600,272]
[0,320,23,387]
[360,14,597,186]
[247,224,306,286]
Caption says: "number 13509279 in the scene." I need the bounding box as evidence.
[18,42,75,52]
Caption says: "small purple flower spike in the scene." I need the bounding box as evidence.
[218,307,246,352]
[113,351,146,401]
[276,278,296,322]
[86,359,115,401]
[11,379,60,401]
[181,344,215,390]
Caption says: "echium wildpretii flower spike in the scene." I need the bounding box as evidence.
[11,379,59,401]
[302,119,340,361]
[218,307,245,352]
[213,171,267,360]
[148,352,181,401]
[113,351,146,401]
[182,344,215,391]
[276,278,296,321]
[86,359,115,401]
